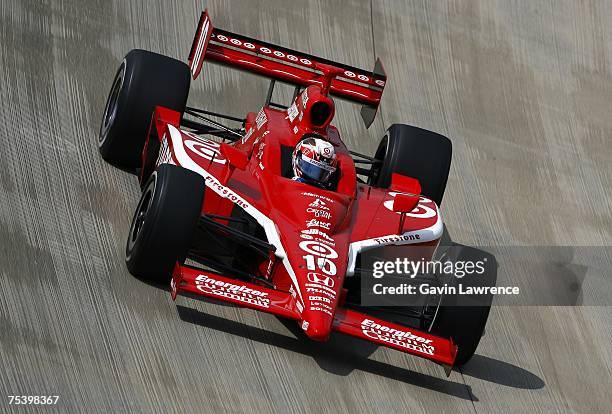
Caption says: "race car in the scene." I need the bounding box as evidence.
[98,9,492,374]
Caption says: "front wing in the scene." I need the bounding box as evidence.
[171,264,458,373]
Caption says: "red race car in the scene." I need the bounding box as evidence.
[99,9,490,374]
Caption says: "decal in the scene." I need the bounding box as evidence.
[301,320,309,330]
[293,126,299,134]
[241,127,254,144]
[306,272,334,288]
[374,234,421,244]
[156,134,173,166]
[299,240,338,259]
[183,133,227,165]
[308,199,329,210]
[301,192,334,203]
[287,103,299,122]
[361,319,435,356]
[383,192,436,218]
[305,219,331,230]
[306,286,336,300]
[255,109,267,129]
[195,274,270,308]
[306,208,331,219]
[301,89,309,108]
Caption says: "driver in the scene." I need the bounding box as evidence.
[292,136,338,189]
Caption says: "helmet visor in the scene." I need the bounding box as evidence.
[297,154,335,183]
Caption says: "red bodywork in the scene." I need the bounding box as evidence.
[144,10,456,372]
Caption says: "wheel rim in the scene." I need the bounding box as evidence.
[99,60,126,147]
[126,173,156,257]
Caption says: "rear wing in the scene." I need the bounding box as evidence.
[188,9,387,127]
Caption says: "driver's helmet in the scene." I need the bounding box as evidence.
[292,136,338,188]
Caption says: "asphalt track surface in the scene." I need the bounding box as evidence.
[1,0,611,413]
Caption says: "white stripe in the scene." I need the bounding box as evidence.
[167,125,304,303]
[346,208,444,276]
[191,18,209,75]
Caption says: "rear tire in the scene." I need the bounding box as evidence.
[99,49,190,170]
[369,124,452,205]
[126,164,204,283]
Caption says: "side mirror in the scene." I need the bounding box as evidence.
[393,193,420,234]
[392,193,420,213]
[220,143,249,170]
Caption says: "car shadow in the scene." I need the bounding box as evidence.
[176,305,476,401]
[459,355,545,389]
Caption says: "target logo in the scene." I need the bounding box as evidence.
[383,193,436,218]
[184,135,227,165]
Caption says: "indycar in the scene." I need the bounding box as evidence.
[98,9,491,374]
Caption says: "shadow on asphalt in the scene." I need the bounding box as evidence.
[176,304,476,401]
[460,355,545,389]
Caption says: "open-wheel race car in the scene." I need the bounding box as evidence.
[98,9,492,374]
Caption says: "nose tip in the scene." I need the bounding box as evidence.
[302,318,332,342]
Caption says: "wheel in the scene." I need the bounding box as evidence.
[428,246,496,366]
[126,164,204,283]
[369,124,452,205]
[99,49,190,170]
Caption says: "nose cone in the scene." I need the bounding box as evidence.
[301,310,333,342]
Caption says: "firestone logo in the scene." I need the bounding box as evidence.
[195,275,270,308]
[360,319,435,356]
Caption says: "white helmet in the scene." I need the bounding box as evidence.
[292,137,338,187]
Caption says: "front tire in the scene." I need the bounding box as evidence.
[126,164,204,283]
[99,49,190,170]
[370,124,452,205]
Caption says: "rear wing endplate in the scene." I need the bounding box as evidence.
[188,9,387,127]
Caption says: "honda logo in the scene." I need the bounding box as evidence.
[307,272,334,288]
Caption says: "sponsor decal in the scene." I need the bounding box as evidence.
[361,319,435,355]
[287,103,299,122]
[255,109,267,129]
[204,176,250,209]
[305,219,331,230]
[306,272,334,288]
[301,192,334,203]
[301,320,309,330]
[306,208,331,219]
[301,90,309,108]
[156,134,173,166]
[300,229,334,242]
[241,127,254,144]
[374,234,421,244]
[256,142,266,160]
[383,192,436,219]
[293,126,299,134]
[306,286,336,299]
[195,274,270,308]
[183,133,227,165]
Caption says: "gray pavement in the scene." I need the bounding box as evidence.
[0,0,611,412]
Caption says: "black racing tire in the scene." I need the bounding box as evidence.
[429,247,496,366]
[99,49,190,170]
[125,164,204,283]
[430,302,491,366]
[369,124,452,205]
